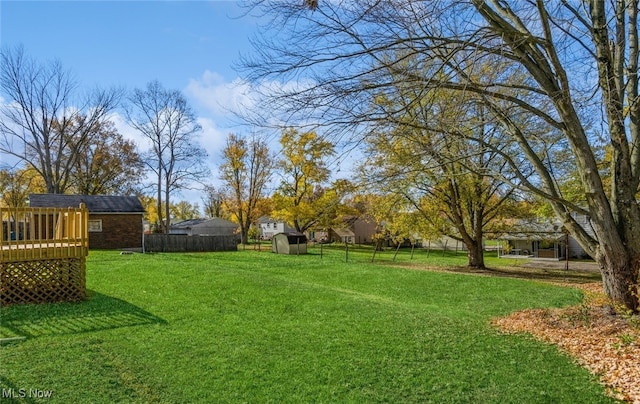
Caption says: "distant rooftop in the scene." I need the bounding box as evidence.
[170,218,237,229]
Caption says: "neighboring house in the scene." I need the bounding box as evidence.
[169,218,239,238]
[28,194,145,250]
[329,228,355,243]
[345,215,378,244]
[257,216,295,240]
[496,214,593,259]
[566,213,595,258]
[272,232,308,255]
[307,215,378,244]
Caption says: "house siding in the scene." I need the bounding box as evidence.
[259,220,294,240]
[351,217,377,244]
[89,213,142,249]
[569,213,594,259]
[568,237,589,258]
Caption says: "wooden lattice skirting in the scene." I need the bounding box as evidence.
[0,258,86,305]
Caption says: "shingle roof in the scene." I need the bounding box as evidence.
[332,228,355,237]
[170,218,209,228]
[170,218,238,229]
[493,218,565,241]
[28,194,145,213]
[257,216,281,224]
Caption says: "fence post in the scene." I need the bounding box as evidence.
[345,242,349,263]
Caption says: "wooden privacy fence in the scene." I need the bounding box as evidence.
[1,204,89,305]
[145,234,238,252]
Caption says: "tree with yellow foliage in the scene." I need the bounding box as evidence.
[219,133,273,243]
[0,165,46,208]
[271,128,353,233]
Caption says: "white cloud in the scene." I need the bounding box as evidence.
[184,69,317,130]
[196,116,227,168]
[108,112,151,150]
[185,70,254,118]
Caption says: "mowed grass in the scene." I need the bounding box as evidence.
[0,249,616,403]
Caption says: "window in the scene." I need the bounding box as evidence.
[88,219,103,232]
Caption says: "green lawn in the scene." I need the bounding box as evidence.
[0,249,615,403]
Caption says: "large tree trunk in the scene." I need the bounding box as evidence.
[465,240,485,269]
[466,208,485,269]
[240,225,249,245]
[595,240,640,313]
[477,1,640,312]
[588,0,640,313]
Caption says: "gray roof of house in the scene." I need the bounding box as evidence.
[171,218,238,229]
[28,194,145,213]
[493,218,565,241]
[332,228,355,237]
[257,216,281,224]
[170,218,209,228]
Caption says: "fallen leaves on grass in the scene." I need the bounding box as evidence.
[493,283,640,403]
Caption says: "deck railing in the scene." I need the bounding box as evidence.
[0,204,89,262]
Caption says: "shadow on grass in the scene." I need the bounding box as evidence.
[0,291,167,340]
[444,265,602,284]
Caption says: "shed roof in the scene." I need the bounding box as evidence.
[28,194,145,213]
[273,232,308,244]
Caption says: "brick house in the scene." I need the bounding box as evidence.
[28,194,145,250]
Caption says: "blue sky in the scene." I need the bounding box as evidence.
[1,0,255,94]
[1,0,267,190]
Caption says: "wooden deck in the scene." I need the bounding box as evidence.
[1,205,89,263]
[1,241,87,262]
[1,205,89,305]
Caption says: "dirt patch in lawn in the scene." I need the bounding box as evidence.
[398,258,603,284]
[395,260,639,403]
